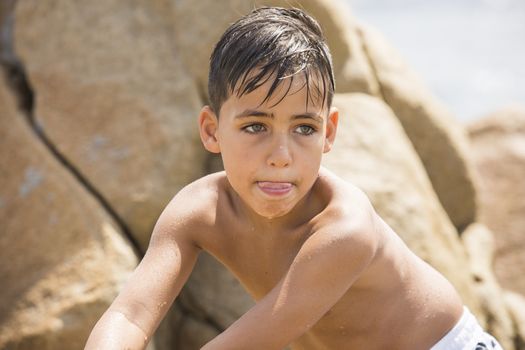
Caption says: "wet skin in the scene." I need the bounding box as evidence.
[185,169,464,350]
[192,76,464,349]
[88,75,464,350]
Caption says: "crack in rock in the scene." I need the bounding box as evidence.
[0,0,143,258]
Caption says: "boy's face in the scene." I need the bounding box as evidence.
[199,74,338,220]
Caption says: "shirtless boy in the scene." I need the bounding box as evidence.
[85,7,503,350]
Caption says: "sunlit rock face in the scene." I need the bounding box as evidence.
[14,0,207,252]
[0,70,138,350]
[468,107,525,295]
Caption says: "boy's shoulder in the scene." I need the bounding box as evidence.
[316,167,377,230]
[292,168,382,260]
[163,171,226,221]
[159,171,226,231]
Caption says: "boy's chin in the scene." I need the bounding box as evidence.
[257,210,288,221]
[253,202,296,220]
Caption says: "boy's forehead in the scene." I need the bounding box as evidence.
[228,70,328,114]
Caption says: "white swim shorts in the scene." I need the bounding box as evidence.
[430,306,504,350]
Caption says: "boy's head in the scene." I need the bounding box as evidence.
[200,7,339,220]
[208,6,335,116]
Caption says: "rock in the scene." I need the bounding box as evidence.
[504,291,525,349]
[175,313,220,350]
[0,73,138,349]
[468,106,525,296]
[322,93,481,314]
[0,0,16,63]
[357,23,479,232]
[179,253,255,330]
[171,0,251,98]
[14,0,207,251]
[461,223,514,349]
[156,297,220,350]
[153,301,186,350]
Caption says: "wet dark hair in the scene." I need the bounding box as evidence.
[208,6,335,116]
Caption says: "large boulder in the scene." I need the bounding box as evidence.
[322,93,481,314]
[14,0,207,251]
[0,74,138,349]
[467,106,525,295]
[357,23,479,232]
[171,0,251,98]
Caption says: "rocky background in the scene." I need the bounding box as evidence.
[1,0,524,349]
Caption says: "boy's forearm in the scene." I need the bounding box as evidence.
[84,309,150,350]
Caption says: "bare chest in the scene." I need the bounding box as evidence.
[215,232,303,301]
[205,223,307,300]
[202,228,415,349]
[205,226,379,329]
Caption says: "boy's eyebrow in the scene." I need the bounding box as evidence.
[235,109,272,119]
[292,113,323,124]
[235,109,323,123]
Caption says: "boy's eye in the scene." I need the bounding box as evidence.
[242,123,266,134]
[295,125,316,135]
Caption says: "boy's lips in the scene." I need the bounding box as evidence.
[256,181,293,196]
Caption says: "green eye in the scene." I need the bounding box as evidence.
[243,124,266,133]
[296,125,315,135]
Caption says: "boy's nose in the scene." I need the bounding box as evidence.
[267,139,292,168]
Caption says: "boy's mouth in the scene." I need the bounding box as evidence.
[256,181,293,196]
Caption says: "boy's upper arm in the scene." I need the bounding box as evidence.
[202,222,378,350]
[108,196,202,339]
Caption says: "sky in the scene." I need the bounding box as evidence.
[346,0,525,122]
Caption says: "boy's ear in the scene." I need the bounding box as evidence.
[323,107,339,153]
[198,106,221,153]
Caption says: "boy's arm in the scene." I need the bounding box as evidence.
[84,200,201,350]
[202,224,377,350]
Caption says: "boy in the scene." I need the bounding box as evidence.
[85,7,503,350]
